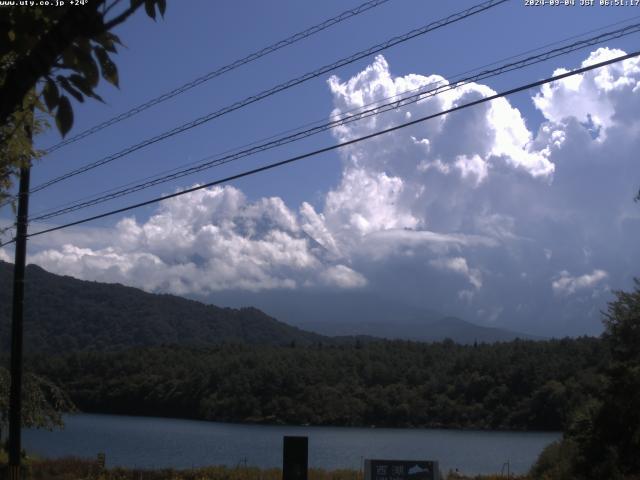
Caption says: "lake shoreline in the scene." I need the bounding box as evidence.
[69,409,563,435]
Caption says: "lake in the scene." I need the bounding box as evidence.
[23,413,560,476]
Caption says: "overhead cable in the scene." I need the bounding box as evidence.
[26,13,640,220]
[28,0,508,195]
[42,0,393,154]
[13,49,637,242]
[27,22,640,223]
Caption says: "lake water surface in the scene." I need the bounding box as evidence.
[24,414,560,476]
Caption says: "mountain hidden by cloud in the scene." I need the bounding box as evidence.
[2,48,639,337]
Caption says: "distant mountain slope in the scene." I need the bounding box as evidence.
[298,316,538,344]
[0,261,327,352]
[0,261,537,351]
[207,289,538,344]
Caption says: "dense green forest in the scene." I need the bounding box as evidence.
[27,337,605,431]
[2,259,638,477]
[529,281,640,479]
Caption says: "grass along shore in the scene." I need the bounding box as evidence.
[1,455,528,480]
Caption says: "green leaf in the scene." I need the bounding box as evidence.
[94,47,119,88]
[57,76,84,103]
[61,48,77,69]
[109,32,123,46]
[94,32,118,53]
[144,0,157,20]
[73,44,100,87]
[55,96,74,138]
[42,78,60,111]
[79,56,100,88]
[68,74,104,103]
[76,37,91,54]
[157,0,166,17]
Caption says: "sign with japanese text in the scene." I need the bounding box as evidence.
[364,459,439,480]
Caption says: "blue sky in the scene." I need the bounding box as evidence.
[2,0,640,337]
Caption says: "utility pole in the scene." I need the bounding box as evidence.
[7,122,32,479]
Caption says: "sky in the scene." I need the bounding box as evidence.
[2,0,640,337]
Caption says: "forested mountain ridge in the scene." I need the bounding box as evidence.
[0,260,618,436]
[0,261,328,352]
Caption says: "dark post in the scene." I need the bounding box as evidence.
[8,163,31,478]
[282,436,308,480]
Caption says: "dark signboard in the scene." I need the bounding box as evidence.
[364,459,439,480]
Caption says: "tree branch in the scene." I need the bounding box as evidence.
[103,0,126,18]
[0,0,157,135]
[104,0,145,31]
[0,2,110,127]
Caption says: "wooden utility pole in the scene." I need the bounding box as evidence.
[7,141,32,479]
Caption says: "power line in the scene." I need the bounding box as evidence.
[0,231,14,247]
[42,0,393,154]
[28,0,508,195]
[1,49,635,246]
[13,49,637,242]
[27,21,640,223]
[26,78,449,219]
[3,12,636,216]
[26,14,640,219]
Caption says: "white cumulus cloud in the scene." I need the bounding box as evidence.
[533,47,640,137]
[22,50,640,336]
[552,269,609,296]
[429,256,483,290]
[29,185,367,294]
